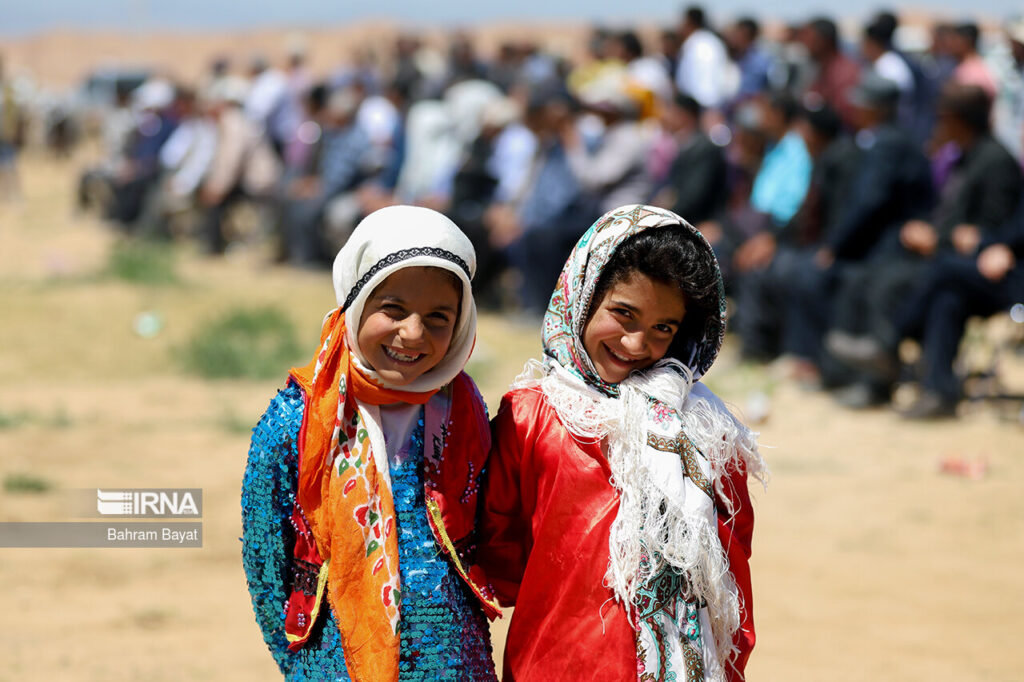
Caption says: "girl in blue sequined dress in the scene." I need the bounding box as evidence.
[242,206,499,681]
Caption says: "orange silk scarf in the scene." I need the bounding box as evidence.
[289,308,437,682]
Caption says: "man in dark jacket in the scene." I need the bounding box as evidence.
[881,199,1024,418]
[827,83,1023,406]
[654,93,727,225]
[783,73,933,384]
[731,105,857,360]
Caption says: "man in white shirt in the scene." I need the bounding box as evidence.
[675,6,737,112]
[861,19,914,96]
[244,55,286,136]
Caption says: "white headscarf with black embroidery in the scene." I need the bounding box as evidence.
[332,204,478,394]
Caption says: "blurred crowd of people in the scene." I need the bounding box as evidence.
[26,6,1024,418]
[0,55,27,199]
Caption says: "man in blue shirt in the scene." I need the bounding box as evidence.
[726,18,775,105]
[749,92,812,226]
[484,91,585,314]
[279,88,372,265]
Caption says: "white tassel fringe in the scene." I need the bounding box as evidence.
[512,358,767,677]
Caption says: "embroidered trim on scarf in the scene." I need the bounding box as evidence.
[646,432,714,500]
[342,247,472,310]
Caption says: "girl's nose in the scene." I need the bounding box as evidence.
[620,330,647,354]
[398,315,426,344]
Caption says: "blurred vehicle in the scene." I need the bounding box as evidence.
[74,67,152,133]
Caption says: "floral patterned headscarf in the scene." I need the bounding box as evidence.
[541,204,726,394]
[528,205,748,680]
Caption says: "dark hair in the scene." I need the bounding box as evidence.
[767,90,799,124]
[807,17,839,50]
[619,30,644,60]
[683,6,706,29]
[873,11,898,38]
[802,104,842,139]
[939,83,992,134]
[736,17,760,40]
[864,20,893,48]
[588,227,720,362]
[525,84,571,118]
[954,22,980,49]
[672,92,703,118]
[307,83,329,113]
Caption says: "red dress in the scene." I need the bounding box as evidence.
[479,388,756,681]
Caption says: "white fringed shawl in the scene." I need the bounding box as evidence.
[513,357,766,680]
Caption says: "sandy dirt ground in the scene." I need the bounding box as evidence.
[1,150,1023,681]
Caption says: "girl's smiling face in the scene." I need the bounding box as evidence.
[356,267,461,386]
[582,273,687,384]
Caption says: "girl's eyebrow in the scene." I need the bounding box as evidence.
[610,299,682,326]
[374,294,456,314]
[609,298,639,313]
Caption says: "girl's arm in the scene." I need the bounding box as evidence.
[476,393,533,606]
[716,459,756,682]
[241,383,305,673]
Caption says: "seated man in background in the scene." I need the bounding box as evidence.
[650,93,728,228]
[783,73,934,391]
[686,92,812,289]
[849,199,1024,418]
[827,84,1023,407]
[134,87,217,239]
[276,88,371,265]
[485,90,585,314]
[198,78,280,255]
[107,79,179,226]
[732,105,858,360]
[562,77,651,215]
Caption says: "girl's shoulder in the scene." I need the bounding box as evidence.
[494,385,560,430]
[452,370,485,403]
[450,370,490,418]
[250,379,307,447]
[500,384,548,408]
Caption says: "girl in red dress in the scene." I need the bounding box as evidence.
[479,204,766,682]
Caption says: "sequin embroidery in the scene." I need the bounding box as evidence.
[241,382,496,680]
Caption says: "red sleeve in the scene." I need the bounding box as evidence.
[477,392,534,607]
[716,459,756,682]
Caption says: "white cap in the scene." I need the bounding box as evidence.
[133,79,175,111]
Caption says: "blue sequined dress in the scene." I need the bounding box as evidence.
[241,382,496,681]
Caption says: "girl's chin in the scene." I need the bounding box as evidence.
[372,359,440,387]
[593,363,629,384]
[375,362,415,379]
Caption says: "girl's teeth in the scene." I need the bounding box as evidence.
[384,347,420,362]
[609,348,634,363]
